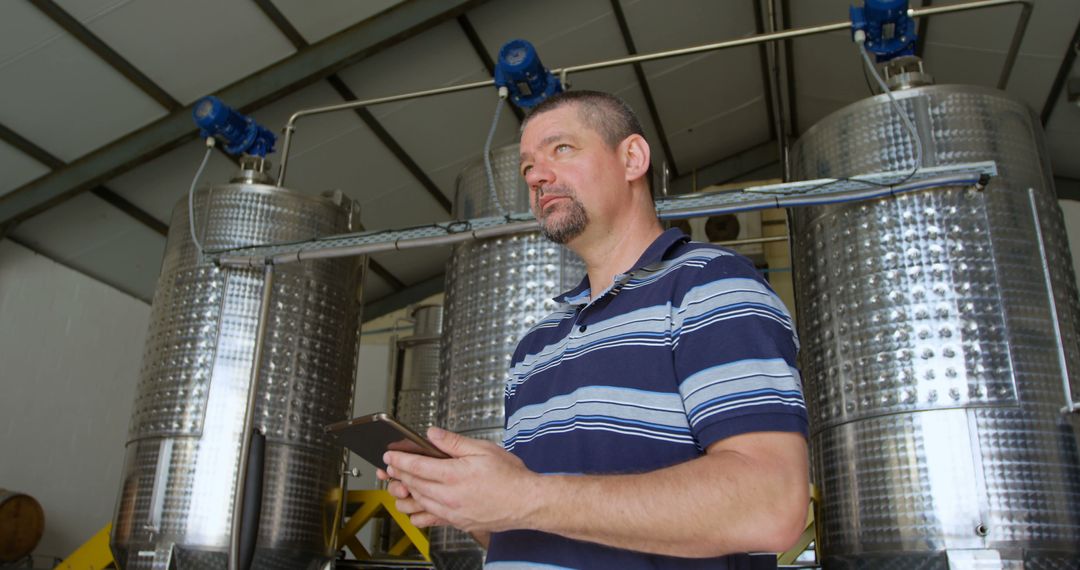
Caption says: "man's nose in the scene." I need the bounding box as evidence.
[524,161,552,189]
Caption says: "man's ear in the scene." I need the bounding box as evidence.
[622,134,651,185]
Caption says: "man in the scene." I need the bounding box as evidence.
[380,90,809,569]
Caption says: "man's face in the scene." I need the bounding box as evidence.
[518,105,625,245]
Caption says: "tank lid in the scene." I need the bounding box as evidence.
[883,56,934,90]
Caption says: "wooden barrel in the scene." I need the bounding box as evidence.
[0,489,44,562]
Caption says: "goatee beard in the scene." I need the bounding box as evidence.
[535,188,589,244]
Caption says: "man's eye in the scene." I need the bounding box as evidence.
[555,144,571,153]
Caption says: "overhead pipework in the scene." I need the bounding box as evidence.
[192,95,277,157]
[493,38,563,110]
[850,0,917,61]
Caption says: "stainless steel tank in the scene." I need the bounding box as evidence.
[394,304,443,434]
[430,145,585,562]
[790,83,1080,568]
[111,163,363,570]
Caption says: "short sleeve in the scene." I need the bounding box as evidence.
[671,254,808,450]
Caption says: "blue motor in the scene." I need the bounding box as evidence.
[192,96,276,157]
[850,0,917,61]
[494,39,562,110]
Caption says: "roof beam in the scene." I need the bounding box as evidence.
[780,0,800,136]
[251,0,453,215]
[609,0,679,178]
[28,0,180,111]
[457,14,526,124]
[0,122,167,235]
[1040,16,1080,125]
[752,0,779,142]
[362,273,445,323]
[0,0,483,229]
[325,76,452,213]
[250,0,441,292]
[252,0,308,48]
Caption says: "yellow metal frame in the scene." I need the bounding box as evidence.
[55,523,115,569]
[336,489,430,561]
[777,485,820,566]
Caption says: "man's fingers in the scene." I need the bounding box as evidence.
[387,479,411,499]
[409,512,447,528]
[427,427,499,458]
[385,450,456,484]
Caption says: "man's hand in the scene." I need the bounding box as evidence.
[380,427,538,534]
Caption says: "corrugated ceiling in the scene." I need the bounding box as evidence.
[1,0,1078,314]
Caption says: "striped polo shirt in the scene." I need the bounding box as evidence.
[485,228,808,570]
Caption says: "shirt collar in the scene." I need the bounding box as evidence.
[554,228,690,306]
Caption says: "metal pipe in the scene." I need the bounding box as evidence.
[276,79,494,186]
[1027,188,1080,414]
[556,21,849,79]
[272,0,1031,188]
[228,263,275,570]
[716,235,789,247]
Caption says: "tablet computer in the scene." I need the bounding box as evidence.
[325,413,449,471]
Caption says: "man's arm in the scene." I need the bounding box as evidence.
[527,431,808,557]
[385,427,808,558]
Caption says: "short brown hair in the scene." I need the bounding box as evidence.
[521,90,654,193]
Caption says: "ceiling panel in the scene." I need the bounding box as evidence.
[622,0,768,173]
[55,0,297,105]
[0,29,165,162]
[11,192,166,300]
[247,81,419,206]
[268,0,406,44]
[668,97,771,169]
[360,269,395,304]
[337,19,518,205]
[788,28,870,134]
[0,0,66,63]
[0,141,50,198]
[370,245,451,285]
[359,181,455,230]
[336,19,491,121]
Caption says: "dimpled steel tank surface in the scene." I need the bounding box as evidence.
[790,84,1080,568]
[429,146,584,562]
[110,177,362,570]
[395,305,443,433]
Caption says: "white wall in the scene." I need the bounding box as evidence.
[1060,200,1080,287]
[0,239,150,563]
